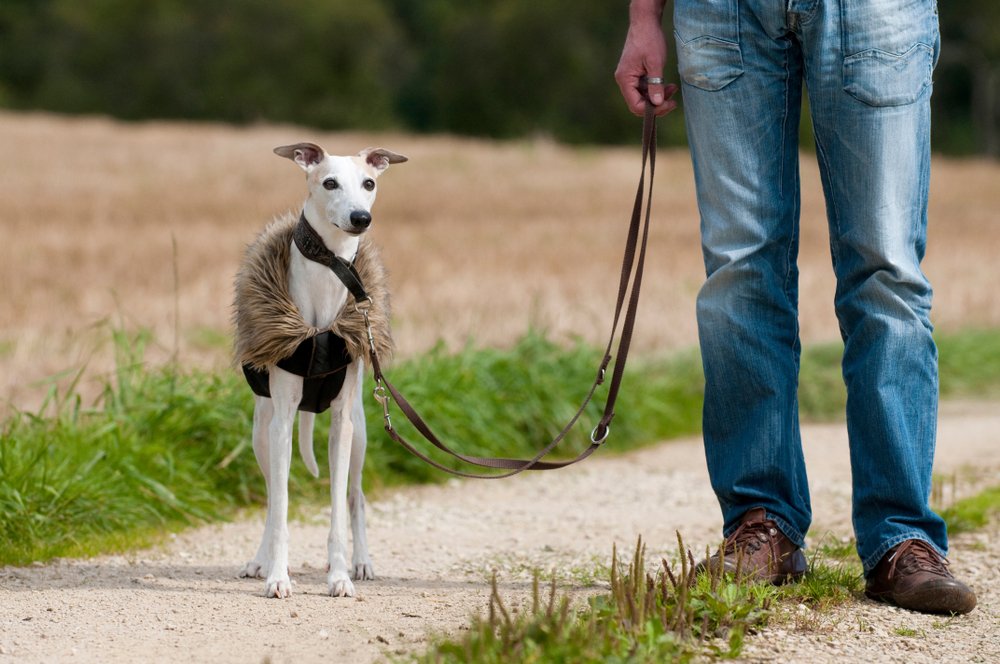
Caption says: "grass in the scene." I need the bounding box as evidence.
[894,627,926,638]
[414,535,865,663]
[797,326,1000,420]
[939,485,1000,535]
[0,327,702,566]
[2,326,1000,567]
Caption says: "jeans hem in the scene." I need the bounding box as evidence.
[722,509,808,549]
[861,532,947,577]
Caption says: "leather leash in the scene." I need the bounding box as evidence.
[354,103,659,479]
[293,213,368,302]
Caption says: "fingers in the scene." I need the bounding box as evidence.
[647,82,680,117]
[617,72,649,116]
[617,73,680,117]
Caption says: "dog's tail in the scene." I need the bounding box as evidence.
[298,412,320,478]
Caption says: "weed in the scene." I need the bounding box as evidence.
[415,535,776,662]
[931,616,959,630]
[813,533,857,561]
[893,626,925,638]
[775,555,863,610]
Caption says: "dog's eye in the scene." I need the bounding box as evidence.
[323,178,340,190]
[362,178,375,192]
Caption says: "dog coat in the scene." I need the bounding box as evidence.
[232,211,394,414]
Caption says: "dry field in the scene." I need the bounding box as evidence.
[1,111,999,412]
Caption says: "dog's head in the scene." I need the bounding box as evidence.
[274,142,407,236]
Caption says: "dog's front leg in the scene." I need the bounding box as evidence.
[348,360,374,581]
[327,360,362,597]
[263,366,302,599]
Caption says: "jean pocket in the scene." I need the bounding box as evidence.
[676,36,744,91]
[843,43,934,107]
[673,0,743,92]
[840,0,939,107]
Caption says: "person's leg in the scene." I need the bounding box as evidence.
[674,0,811,545]
[798,0,947,571]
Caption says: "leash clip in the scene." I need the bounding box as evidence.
[358,298,378,356]
[373,382,392,430]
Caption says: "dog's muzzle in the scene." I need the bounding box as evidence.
[349,210,372,231]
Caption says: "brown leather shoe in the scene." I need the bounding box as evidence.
[696,507,807,584]
[865,539,977,614]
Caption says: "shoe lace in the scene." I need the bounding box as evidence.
[723,519,778,557]
[887,539,952,580]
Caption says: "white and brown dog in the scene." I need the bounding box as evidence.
[233,143,405,598]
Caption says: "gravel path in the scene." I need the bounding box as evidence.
[1,402,998,663]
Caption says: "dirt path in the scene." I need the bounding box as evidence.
[2,402,998,663]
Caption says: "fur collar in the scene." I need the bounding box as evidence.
[233,211,394,372]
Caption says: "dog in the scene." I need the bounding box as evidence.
[233,142,406,598]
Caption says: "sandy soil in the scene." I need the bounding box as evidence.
[1,401,998,664]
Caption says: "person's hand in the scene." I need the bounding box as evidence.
[615,13,678,117]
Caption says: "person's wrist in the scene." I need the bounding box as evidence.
[628,0,665,24]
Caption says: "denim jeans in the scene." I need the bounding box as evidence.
[673,0,944,574]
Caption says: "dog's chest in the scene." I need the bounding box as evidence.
[288,252,350,330]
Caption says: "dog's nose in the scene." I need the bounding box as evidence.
[350,210,372,229]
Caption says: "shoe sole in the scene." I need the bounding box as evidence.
[865,585,977,615]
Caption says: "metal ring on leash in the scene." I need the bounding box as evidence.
[354,296,373,314]
[590,424,611,444]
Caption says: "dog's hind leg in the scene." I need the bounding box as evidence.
[326,360,362,597]
[263,367,302,599]
[348,361,374,581]
[240,395,275,579]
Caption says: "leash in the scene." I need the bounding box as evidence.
[352,103,659,479]
[293,215,369,302]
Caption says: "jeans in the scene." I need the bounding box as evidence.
[674,0,944,574]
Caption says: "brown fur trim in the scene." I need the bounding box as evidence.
[233,211,394,371]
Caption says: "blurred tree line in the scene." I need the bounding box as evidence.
[0,0,996,155]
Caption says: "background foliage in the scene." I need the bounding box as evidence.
[1,0,996,153]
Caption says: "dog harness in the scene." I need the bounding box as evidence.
[242,214,370,414]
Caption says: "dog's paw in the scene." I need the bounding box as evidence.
[264,574,292,599]
[327,571,356,598]
[352,560,375,581]
[239,560,267,579]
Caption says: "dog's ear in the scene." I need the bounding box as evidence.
[274,143,325,171]
[359,147,408,175]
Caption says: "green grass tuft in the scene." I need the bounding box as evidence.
[939,485,1000,535]
[414,534,865,663]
